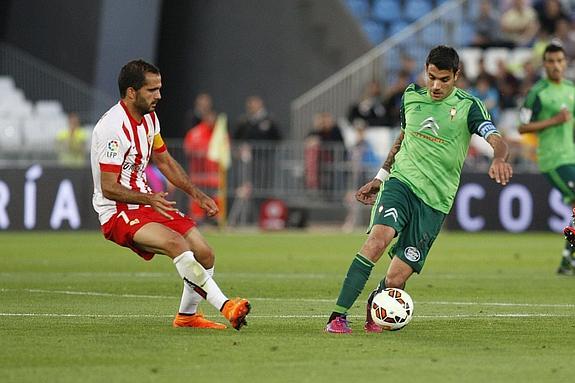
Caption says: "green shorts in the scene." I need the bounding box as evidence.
[543,164,575,204]
[367,177,446,273]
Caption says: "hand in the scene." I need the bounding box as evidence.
[148,192,178,219]
[198,195,219,217]
[488,158,513,186]
[355,179,382,205]
[554,108,571,124]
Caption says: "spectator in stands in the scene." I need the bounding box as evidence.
[342,121,380,232]
[552,19,575,59]
[383,70,411,129]
[233,95,282,141]
[183,109,221,224]
[470,74,501,123]
[183,93,214,138]
[518,43,575,275]
[535,0,570,38]
[495,58,521,109]
[500,0,540,47]
[55,112,89,168]
[472,0,505,49]
[347,80,387,127]
[232,95,282,218]
[305,112,346,195]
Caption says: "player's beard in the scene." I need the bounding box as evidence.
[134,94,157,115]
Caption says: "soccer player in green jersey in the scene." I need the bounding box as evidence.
[519,43,575,275]
[325,45,513,333]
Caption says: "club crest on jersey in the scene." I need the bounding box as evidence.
[106,140,120,158]
[417,117,441,136]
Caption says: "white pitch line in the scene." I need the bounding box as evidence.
[0,312,573,319]
[3,288,575,308]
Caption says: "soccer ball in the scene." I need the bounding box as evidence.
[370,288,414,331]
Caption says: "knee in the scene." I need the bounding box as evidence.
[384,272,407,289]
[191,243,215,268]
[163,232,189,257]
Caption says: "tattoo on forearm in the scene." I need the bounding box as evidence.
[383,136,403,172]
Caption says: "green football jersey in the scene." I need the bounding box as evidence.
[390,83,497,214]
[521,78,575,172]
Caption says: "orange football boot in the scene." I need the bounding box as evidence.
[221,298,251,330]
[173,312,227,329]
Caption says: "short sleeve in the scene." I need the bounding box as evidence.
[97,123,129,172]
[468,99,499,138]
[520,91,541,124]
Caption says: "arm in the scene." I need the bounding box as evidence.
[518,108,571,134]
[486,133,513,186]
[100,171,177,219]
[152,149,218,217]
[355,130,404,205]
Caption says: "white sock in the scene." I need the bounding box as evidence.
[178,266,214,314]
[173,251,227,311]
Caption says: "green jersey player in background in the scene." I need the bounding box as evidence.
[519,43,575,275]
[325,45,513,333]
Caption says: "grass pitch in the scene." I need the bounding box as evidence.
[1,230,574,383]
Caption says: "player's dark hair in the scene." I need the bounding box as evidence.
[426,45,459,74]
[118,59,160,98]
[543,43,565,60]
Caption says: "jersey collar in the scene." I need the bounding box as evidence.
[120,100,143,127]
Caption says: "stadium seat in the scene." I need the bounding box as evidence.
[388,20,409,37]
[362,20,386,45]
[34,100,64,117]
[345,0,370,20]
[452,23,476,47]
[0,76,16,96]
[403,0,432,22]
[421,23,445,47]
[0,118,23,150]
[372,0,402,23]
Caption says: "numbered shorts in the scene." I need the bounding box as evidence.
[367,177,446,273]
[543,164,575,204]
[101,206,197,260]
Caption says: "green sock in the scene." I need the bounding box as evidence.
[333,254,374,314]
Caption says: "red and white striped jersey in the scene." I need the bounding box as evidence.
[91,101,166,225]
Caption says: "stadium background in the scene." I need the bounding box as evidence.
[0,0,573,231]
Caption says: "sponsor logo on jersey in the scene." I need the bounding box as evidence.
[417,117,441,136]
[404,246,421,262]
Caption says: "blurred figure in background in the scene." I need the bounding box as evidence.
[55,112,89,167]
[232,95,282,221]
[183,93,213,138]
[305,112,346,196]
[519,43,575,275]
[500,0,540,47]
[183,109,221,224]
[347,80,387,127]
[384,70,411,129]
[472,0,504,49]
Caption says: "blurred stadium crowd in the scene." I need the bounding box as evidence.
[2,0,575,225]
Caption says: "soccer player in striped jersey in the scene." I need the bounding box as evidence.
[518,43,575,275]
[91,60,250,330]
[325,45,513,333]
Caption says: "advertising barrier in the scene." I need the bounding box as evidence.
[0,166,571,232]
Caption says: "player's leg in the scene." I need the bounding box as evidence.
[544,166,575,275]
[326,224,396,333]
[326,178,407,333]
[173,227,226,329]
[364,190,445,332]
[134,222,250,330]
